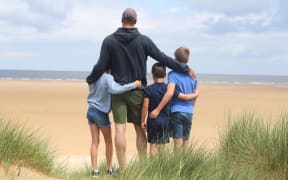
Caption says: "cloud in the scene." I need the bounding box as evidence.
[182,0,270,14]
[0,0,287,75]
[0,1,130,40]
[0,51,37,58]
[52,3,120,39]
[0,0,71,35]
[0,0,286,40]
[196,31,288,57]
[205,13,275,33]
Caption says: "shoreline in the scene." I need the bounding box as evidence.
[1,78,288,87]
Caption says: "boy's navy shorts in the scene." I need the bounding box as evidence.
[147,117,170,144]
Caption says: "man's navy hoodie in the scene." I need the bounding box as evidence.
[86,28,190,86]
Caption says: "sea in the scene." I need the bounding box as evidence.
[1,70,288,86]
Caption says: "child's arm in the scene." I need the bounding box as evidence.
[107,75,142,94]
[149,84,175,119]
[141,98,149,130]
[177,88,199,100]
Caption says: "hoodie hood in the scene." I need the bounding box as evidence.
[113,28,140,44]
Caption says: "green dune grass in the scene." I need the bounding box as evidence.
[69,112,288,180]
[216,112,288,179]
[1,112,287,179]
[0,117,65,177]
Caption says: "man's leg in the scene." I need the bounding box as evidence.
[115,123,126,169]
[126,90,146,158]
[134,124,147,158]
[112,93,127,169]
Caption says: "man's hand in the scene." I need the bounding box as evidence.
[189,69,196,79]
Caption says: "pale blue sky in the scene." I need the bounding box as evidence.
[0,0,287,75]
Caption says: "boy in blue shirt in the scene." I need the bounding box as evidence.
[149,47,199,151]
[142,62,198,155]
[87,70,141,177]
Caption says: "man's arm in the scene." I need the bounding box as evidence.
[141,98,149,129]
[86,40,111,84]
[149,84,175,119]
[145,38,196,79]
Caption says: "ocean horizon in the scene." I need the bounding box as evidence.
[0,69,288,86]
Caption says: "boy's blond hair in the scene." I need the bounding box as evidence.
[174,46,190,64]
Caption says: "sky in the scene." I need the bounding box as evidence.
[0,0,287,75]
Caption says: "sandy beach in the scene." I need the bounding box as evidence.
[0,80,288,168]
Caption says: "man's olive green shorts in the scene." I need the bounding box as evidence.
[111,89,144,125]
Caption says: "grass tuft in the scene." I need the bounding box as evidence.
[1,112,288,179]
[217,112,288,179]
[0,117,57,175]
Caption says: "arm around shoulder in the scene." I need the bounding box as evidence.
[149,83,175,119]
[178,88,199,101]
[107,75,141,94]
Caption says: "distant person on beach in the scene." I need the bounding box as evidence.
[86,69,141,177]
[142,63,198,155]
[86,8,195,169]
[149,46,198,151]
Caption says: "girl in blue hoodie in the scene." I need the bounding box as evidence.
[87,70,141,177]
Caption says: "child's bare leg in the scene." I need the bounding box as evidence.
[100,126,113,171]
[90,124,100,171]
[150,144,157,156]
[157,144,166,153]
[183,139,189,149]
[173,138,183,151]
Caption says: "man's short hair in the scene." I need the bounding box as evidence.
[174,46,190,64]
[122,8,137,24]
[152,63,166,79]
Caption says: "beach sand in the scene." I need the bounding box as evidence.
[0,80,288,168]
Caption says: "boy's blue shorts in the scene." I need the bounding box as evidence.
[87,107,111,127]
[169,112,193,140]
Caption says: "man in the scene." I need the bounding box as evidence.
[86,8,195,169]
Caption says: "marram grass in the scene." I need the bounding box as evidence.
[0,117,57,175]
[216,112,288,179]
[116,112,288,180]
[117,146,212,180]
[1,112,288,179]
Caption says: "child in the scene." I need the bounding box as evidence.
[87,70,141,177]
[141,63,197,155]
[141,63,170,156]
[149,46,198,151]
